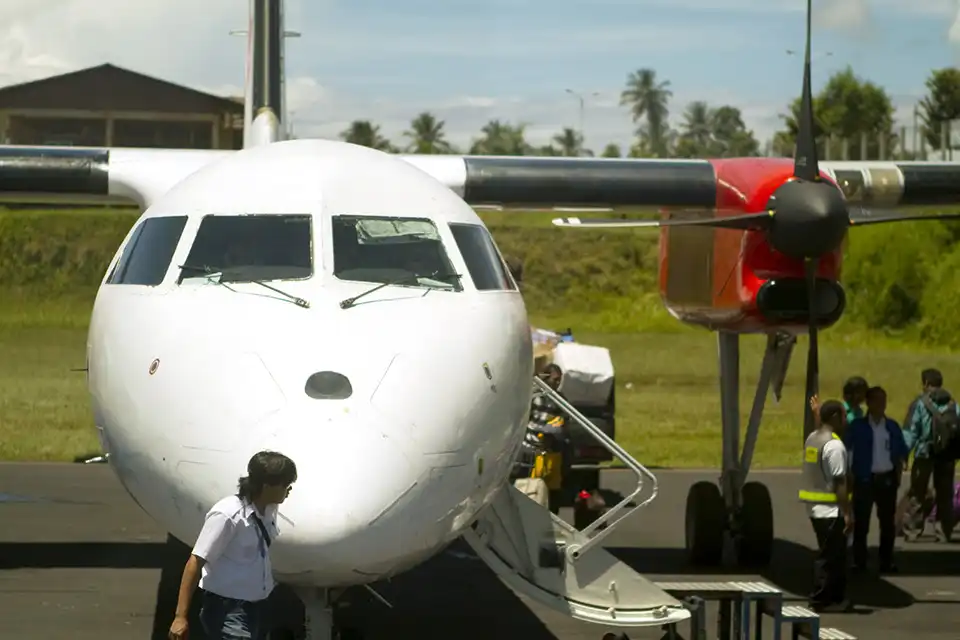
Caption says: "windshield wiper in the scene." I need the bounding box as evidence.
[339,271,462,309]
[179,263,311,309]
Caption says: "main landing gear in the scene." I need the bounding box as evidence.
[685,331,796,568]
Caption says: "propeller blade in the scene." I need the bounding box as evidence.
[802,257,820,441]
[793,0,820,182]
[552,212,773,230]
[849,208,960,226]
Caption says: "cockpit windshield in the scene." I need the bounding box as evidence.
[332,215,462,290]
[181,214,312,283]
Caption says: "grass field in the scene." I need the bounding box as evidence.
[4,319,958,466]
[3,206,960,466]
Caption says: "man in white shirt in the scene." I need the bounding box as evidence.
[800,396,853,613]
[168,450,298,640]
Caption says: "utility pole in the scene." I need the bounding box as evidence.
[565,88,600,155]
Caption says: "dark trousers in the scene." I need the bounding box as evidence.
[908,455,956,537]
[852,471,898,567]
[200,591,270,640]
[810,516,847,606]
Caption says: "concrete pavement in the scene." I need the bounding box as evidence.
[1,463,958,639]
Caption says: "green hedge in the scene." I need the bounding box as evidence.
[2,207,960,345]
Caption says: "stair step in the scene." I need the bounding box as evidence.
[779,604,819,620]
[819,628,857,640]
[654,581,858,640]
[654,580,780,597]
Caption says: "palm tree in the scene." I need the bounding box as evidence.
[620,68,673,157]
[681,102,712,150]
[601,143,621,157]
[469,120,531,155]
[552,127,583,157]
[340,120,395,152]
[403,112,454,154]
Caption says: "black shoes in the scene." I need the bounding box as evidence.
[810,599,853,613]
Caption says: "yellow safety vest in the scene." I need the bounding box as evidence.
[798,431,850,503]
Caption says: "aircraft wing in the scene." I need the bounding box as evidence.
[398,155,960,210]
[5,144,960,211]
[0,146,231,209]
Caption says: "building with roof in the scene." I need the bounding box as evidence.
[0,63,244,150]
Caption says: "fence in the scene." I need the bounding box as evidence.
[769,121,960,162]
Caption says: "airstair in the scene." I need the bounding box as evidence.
[465,377,858,639]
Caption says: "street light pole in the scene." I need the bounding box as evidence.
[565,88,600,155]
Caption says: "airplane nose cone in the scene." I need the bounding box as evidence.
[255,406,423,581]
[767,178,849,259]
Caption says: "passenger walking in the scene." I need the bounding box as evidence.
[903,368,960,542]
[843,386,908,573]
[168,450,298,640]
[842,376,868,426]
[800,396,853,613]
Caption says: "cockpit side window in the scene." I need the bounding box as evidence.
[332,215,462,291]
[448,223,517,291]
[180,214,313,283]
[107,215,188,286]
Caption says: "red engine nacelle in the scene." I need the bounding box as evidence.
[658,157,845,334]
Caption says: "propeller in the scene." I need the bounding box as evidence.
[552,0,960,442]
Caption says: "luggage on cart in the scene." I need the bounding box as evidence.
[513,477,549,509]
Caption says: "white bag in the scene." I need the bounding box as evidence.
[513,477,549,509]
[553,342,615,407]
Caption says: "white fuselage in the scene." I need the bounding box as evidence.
[85,139,534,587]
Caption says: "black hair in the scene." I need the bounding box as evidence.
[922,368,943,388]
[237,450,298,502]
[819,399,845,426]
[543,363,562,376]
[842,376,868,398]
[865,385,886,402]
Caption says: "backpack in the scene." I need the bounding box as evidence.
[921,393,960,458]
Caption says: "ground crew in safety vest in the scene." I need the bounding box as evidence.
[801,395,854,613]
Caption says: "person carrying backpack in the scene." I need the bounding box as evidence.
[903,368,960,542]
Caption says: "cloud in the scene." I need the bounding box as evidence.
[0,0,944,157]
[0,0,242,87]
[816,0,870,30]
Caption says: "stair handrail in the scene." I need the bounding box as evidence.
[532,376,659,561]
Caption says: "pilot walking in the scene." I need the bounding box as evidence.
[168,450,298,640]
[801,396,853,613]
[843,386,908,573]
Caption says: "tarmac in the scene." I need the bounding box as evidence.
[1,463,959,639]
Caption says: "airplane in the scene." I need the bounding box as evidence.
[2,0,960,638]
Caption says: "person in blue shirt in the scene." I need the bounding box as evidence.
[842,376,868,426]
[843,385,908,573]
[903,368,958,543]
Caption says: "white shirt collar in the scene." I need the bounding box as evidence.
[868,414,886,428]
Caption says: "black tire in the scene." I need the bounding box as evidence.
[685,481,726,566]
[736,481,774,567]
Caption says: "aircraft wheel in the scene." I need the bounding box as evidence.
[685,481,725,566]
[735,481,774,567]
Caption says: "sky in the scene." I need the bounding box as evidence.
[1,0,959,154]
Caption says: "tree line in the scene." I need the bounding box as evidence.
[332,66,960,160]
